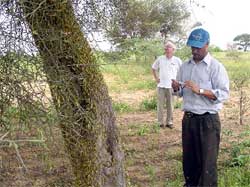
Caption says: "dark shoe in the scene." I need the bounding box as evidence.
[166,124,173,129]
[159,124,165,128]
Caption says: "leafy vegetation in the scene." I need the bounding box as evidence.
[112,101,133,113]
[233,33,250,51]
[139,96,157,111]
[106,0,190,45]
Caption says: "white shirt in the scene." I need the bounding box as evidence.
[152,55,182,88]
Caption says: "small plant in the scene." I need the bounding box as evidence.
[152,123,160,133]
[228,140,250,167]
[137,125,150,136]
[139,96,157,111]
[219,165,250,186]
[112,101,132,113]
[222,129,233,136]
[164,161,183,187]
[240,130,250,136]
[145,164,157,185]
[174,99,182,109]
[230,155,250,167]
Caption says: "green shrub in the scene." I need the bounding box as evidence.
[219,166,250,187]
[209,45,223,52]
[112,101,132,113]
[228,140,250,167]
[137,125,151,136]
[175,46,191,62]
[139,96,157,111]
[174,99,182,109]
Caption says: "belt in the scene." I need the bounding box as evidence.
[184,111,210,118]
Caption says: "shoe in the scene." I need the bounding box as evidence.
[166,124,173,129]
[159,124,165,128]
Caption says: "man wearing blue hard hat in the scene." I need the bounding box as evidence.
[172,28,230,187]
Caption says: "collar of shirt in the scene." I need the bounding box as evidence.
[189,52,212,67]
[165,56,178,65]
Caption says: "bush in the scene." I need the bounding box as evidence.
[112,101,132,113]
[139,96,157,111]
[209,45,223,52]
[174,99,182,109]
[175,46,191,62]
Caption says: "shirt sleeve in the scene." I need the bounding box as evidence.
[152,57,159,70]
[210,63,230,104]
[174,63,184,97]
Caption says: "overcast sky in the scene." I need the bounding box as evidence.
[189,0,250,49]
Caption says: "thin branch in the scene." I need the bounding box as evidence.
[13,142,28,173]
[22,0,47,19]
[0,131,9,140]
[0,139,45,143]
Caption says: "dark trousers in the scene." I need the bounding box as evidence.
[182,112,221,187]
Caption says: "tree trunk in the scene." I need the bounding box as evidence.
[20,0,125,186]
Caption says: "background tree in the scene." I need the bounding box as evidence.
[1,0,127,186]
[233,33,250,51]
[106,0,190,45]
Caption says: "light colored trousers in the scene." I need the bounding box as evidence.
[157,87,173,126]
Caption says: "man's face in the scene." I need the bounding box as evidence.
[164,45,174,57]
[191,44,208,62]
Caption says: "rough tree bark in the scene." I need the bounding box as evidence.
[20,0,125,186]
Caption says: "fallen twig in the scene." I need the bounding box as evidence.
[0,131,9,140]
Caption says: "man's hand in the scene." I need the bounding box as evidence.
[185,80,199,94]
[155,77,160,83]
[172,79,180,91]
[152,69,160,84]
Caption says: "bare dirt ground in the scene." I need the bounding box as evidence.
[115,90,250,187]
[116,110,239,187]
[0,90,249,187]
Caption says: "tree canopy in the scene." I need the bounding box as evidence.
[0,0,128,54]
[106,0,190,45]
[233,33,250,51]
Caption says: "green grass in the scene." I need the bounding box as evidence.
[139,96,157,111]
[219,166,250,187]
[125,122,160,136]
[136,123,160,136]
[164,152,250,187]
[112,101,133,113]
[164,161,183,187]
[174,98,182,109]
[145,164,157,186]
[127,79,155,90]
[100,54,154,92]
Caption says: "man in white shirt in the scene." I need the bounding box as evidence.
[152,41,182,128]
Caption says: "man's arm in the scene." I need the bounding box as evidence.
[152,68,160,83]
[185,80,217,100]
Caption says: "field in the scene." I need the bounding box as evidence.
[1,51,250,187]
